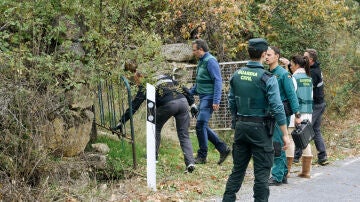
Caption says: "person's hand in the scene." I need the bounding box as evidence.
[213,104,220,111]
[294,117,302,126]
[190,104,199,118]
[282,133,290,150]
[279,57,290,66]
[279,124,289,150]
[111,122,124,135]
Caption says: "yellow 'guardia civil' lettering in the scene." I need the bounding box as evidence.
[300,78,311,83]
[241,75,252,81]
[238,70,258,77]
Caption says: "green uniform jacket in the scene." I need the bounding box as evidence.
[228,61,287,126]
[294,73,313,113]
[270,65,299,114]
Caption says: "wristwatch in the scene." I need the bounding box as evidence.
[295,112,301,118]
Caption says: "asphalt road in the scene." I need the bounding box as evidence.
[210,156,360,202]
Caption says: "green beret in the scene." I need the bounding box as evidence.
[248,38,268,51]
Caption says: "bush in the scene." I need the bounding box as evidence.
[0,77,51,200]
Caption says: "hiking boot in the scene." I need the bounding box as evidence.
[268,177,282,186]
[298,156,312,178]
[185,164,195,173]
[218,147,231,165]
[317,158,329,166]
[194,157,207,164]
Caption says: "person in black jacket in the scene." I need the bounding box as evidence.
[294,49,328,165]
[112,69,196,173]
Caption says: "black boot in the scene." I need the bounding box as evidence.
[194,156,207,164]
[268,177,282,186]
[218,146,231,165]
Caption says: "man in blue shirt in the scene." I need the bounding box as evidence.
[190,39,230,165]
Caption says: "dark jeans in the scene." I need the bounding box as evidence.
[223,121,273,202]
[295,102,327,160]
[156,98,195,166]
[195,98,227,159]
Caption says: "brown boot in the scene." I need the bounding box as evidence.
[286,157,294,178]
[298,156,312,178]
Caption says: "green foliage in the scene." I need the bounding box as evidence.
[158,0,257,61]
[155,0,354,62]
[260,0,346,60]
[329,83,355,115]
[94,135,145,180]
[0,0,165,88]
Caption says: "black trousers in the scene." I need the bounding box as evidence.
[155,98,195,166]
[295,102,327,160]
[223,121,274,202]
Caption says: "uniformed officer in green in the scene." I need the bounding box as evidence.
[223,38,289,202]
[287,55,314,178]
[266,46,301,186]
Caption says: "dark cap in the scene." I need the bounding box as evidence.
[248,38,268,51]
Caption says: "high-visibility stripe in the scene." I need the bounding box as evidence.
[316,81,323,88]
[155,79,172,86]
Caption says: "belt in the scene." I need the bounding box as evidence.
[236,115,267,123]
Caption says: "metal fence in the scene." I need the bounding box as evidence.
[173,61,248,131]
[93,61,248,167]
[95,76,137,168]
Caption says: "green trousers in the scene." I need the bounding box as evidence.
[271,124,288,182]
[223,121,274,202]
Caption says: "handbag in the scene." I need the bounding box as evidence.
[291,119,315,149]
